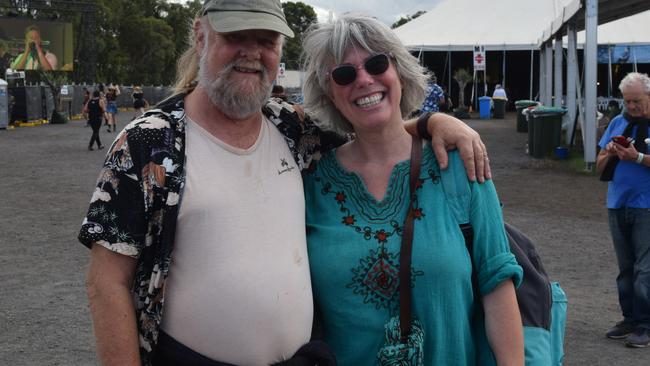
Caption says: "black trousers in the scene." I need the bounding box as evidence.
[151,331,336,366]
[88,120,102,148]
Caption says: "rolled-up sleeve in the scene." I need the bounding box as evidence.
[468,180,523,295]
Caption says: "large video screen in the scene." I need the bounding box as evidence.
[0,18,74,72]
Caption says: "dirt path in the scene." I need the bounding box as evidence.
[0,112,648,365]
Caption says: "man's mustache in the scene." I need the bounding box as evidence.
[217,60,268,79]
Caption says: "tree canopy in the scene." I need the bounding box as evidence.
[281,1,317,70]
[0,0,315,84]
[391,10,426,29]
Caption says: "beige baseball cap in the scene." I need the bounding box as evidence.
[202,0,294,38]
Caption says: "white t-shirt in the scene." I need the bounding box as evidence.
[160,116,313,365]
[492,88,507,99]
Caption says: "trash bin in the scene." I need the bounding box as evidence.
[493,98,507,119]
[528,106,567,158]
[479,96,491,119]
[515,100,538,132]
[0,79,8,129]
[524,107,535,154]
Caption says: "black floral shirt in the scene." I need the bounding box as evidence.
[78,92,346,364]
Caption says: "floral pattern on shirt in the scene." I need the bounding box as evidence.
[78,93,345,365]
[420,83,444,113]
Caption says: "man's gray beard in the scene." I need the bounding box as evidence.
[198,53,272,120]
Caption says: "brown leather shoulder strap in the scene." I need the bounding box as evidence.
[399,135,423,341]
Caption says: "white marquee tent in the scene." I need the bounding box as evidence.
[395,0,650,166]
[394,0,650,51]
[394,0,574,51]
[573,10,650,45]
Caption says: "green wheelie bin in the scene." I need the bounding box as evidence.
[515,100,538,132]
[528,106,567,159]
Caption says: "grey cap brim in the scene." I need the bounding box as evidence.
[206,11,294,38]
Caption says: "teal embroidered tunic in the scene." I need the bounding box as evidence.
[303,144,522,365]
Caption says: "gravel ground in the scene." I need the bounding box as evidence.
[1,111,649,365]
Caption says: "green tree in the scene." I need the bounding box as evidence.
[159,0,203,82]
[119,17,175,85]
[453,68,473,109]
[281,1,317,70]
[92,0,194,84]
[391,10,426,29]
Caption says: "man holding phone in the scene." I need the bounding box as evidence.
[597,72,650,348]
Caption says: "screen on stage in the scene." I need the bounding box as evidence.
[0,18,74,72]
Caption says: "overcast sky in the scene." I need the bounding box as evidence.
[168,1,441,27]
[285,0,441,26]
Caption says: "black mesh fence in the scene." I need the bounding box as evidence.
[25,86,43,121]
[8,84,174,123]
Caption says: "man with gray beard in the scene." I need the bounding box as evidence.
[78,1,492,365]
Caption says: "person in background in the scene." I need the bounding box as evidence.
[607,99,622,120]
[82,87,90,127]
[0,39,12,71]
[97,83,109,127]
[84,90,105,151]
[420,74,445,113]
[79,1,491,365]
[440,85,453,113]
[492,84,507,100]
[271,84,288,101]
[301,14,523,365]
[105,84,120,132]
[131,86,148,119]
[597,72,650,348]
[10,25,57,71]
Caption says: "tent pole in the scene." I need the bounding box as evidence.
[633,45,638,72]
[530,49,534,100]
[442,50,449,83]
[554,33,563,108]
[471,69,476,111]
[584,0,598,168]
[566,20,578,145]
[448,50,452,98]
[502,49,506,87]
[537,44,546,103]
[545,41,553,106]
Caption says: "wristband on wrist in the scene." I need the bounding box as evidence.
[636,152,645,164]
[416,112,433,140]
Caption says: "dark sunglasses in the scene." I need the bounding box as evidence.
[328,53,392,86]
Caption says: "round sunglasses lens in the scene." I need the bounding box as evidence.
[365,54,389,75]
[331,66,356,85]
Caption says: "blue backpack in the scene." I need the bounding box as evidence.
[439,156,567,366]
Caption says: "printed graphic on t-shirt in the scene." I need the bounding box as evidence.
[278,158,296,175]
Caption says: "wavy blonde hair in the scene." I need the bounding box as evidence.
[172,11,203,94]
